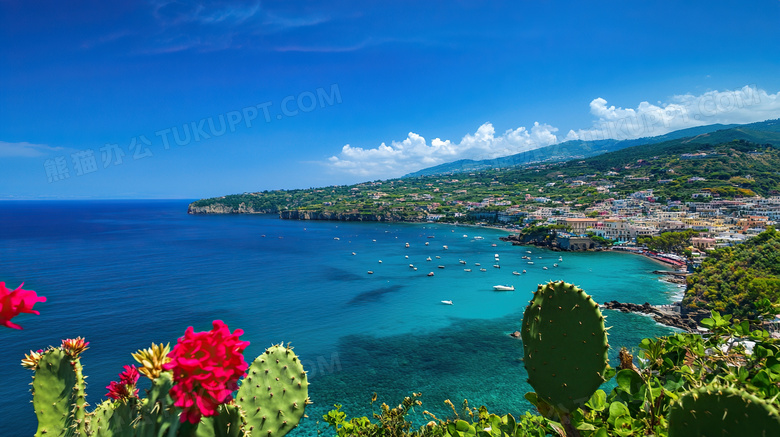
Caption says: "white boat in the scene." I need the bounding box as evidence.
[493,285,515,291]
[425,242,429,246]
[543,267,548,270]
[493,264,501,268]
[559,257,563,262]
[378,260,382,263]
[409,264,415,268]
[438,265,445,269]
[512,271,521,275]
[475,236,484,240]
[491,243,497,247]
[367,271,374,274]
[494,254,500,258]
[522,270,526,274]
[479,268,487,272]
[443,245,449,250]
[528,261,534,265]
[405,243,410,248]
[441,300,453,305]
[459,260,467,264]
[435,256,441,259]
[427,272,435,277]
[426,257,432,261]
[463,234,468,238]
[475,263,481,266]
[553,264,558,267]
[526,250,532,254]
[334,237,340,240]
[352,252,356,255]
[464,268,472,272]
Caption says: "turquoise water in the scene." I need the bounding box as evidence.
[0,201,676,435]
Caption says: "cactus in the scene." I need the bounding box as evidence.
[87,399,137,437]
[522,281,609,413]
[32,348,80,437]
[668,385,780,437]
[236,344,309,437]
[27,332,308,437]
[135,372,179,437]
[196,404,248,437]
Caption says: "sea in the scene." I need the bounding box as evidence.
[0,200,680,435]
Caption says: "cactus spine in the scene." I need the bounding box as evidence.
[668,385,780,437]
[236,344,309,437]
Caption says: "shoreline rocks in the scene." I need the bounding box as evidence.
[601,301,699,332]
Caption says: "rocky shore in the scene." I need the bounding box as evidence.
[601,301,700,332]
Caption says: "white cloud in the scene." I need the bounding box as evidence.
[327,85,780,178]
[0,141,65,158]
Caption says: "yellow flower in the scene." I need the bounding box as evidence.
[21,349,43,369]
[131,342,171,379]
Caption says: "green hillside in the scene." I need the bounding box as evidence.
[684,228,780,320]
[190,120,780,218]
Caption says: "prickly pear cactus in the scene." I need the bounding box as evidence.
[236,344,309,437]
[135,372,179,437]
[32,348,78,437]
[196,404,248,437]
[521,281,609,413]
[668,385,780,437]
[86,399,136,437]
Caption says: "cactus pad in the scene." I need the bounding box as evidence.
[236,344,309,437]
[32,348,78,437]
[521,281,609,413]
[669,385,780,437]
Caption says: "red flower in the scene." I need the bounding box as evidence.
[162,320,250,424]
[0,282,46,330]
[105,365,140,400]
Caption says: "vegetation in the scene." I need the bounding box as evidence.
[637,230,699,255]
[683,228,780,319]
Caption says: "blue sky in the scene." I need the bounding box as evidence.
[2,0,780,199]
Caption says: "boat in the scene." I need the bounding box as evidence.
[463,234,468,238]
[352,252,356,255]
[475,236,484,240]
[425,242,429,246]
[427,236,435,239]
[494,254,500,258]
[426,257,432,261]
[526,250,532,254]
[559,256,563,262]
[443,245,449,250]
[522,270,526,274]
[528,261,534,265]
[441,300,453,305]
[553,264,558,267]
[438,265,445,269]
[435,256,441,259]
[413,267,418,271]
[493,285,515,291]
[334,237,340,240]
[491,243,497,247]
[479,268,487,272]
[543,267,548,270]
[427,272,435,277]
[378,260,382,263]
[459,260,467,264]
[405,243,410,248]
[409,264,415,268]
[493,264,501,268]
[405,255,409,259]
[475,263,481,266]
[367,271,374,274]
[464,268,472,272]
[512,271,520,275]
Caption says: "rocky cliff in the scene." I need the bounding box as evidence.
[187,202,275,214]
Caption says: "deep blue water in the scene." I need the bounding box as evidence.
[0,200,677,435]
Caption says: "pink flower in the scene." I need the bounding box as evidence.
[105,365,140,400]
[0,282,46,330]
[163,320,250,424]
